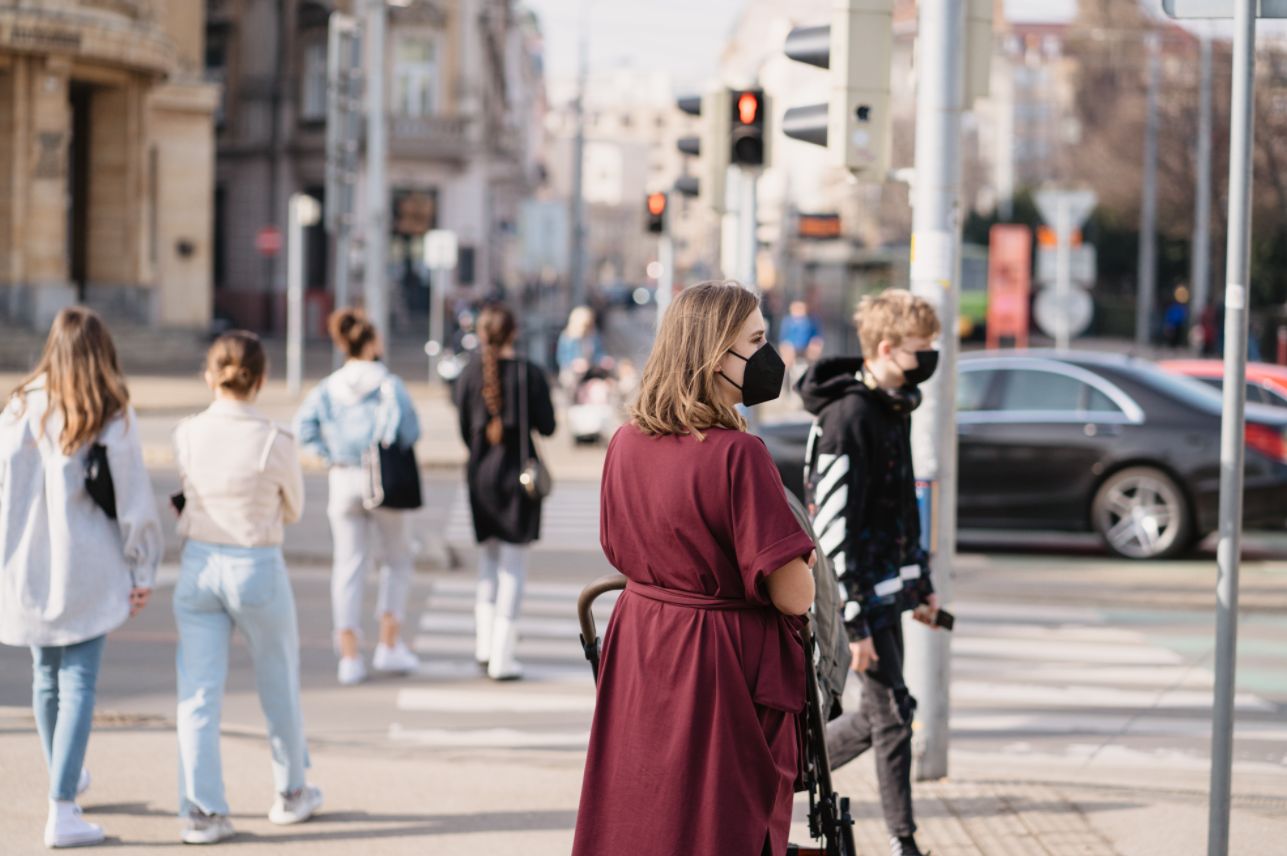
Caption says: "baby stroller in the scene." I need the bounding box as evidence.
[575,491,859,856]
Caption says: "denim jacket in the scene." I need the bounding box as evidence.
[295,360,420,468]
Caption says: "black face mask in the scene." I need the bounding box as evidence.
[901,350,939,387]
[720,343,786,407]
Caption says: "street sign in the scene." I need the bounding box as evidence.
[1034,190,1097,232]
[424,229,458,270]
[255,225,283,257]
[1034,286,1093,340]
[797,213,842,240]
[986,225,1031,349]
[1162,0,1287,17]
[1036,245,1097,285]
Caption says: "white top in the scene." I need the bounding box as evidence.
[0,381,163,647]
[174,399,304,548]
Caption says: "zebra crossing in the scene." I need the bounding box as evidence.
[442,483,603,552]
[385,580,1286,774]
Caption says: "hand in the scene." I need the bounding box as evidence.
[849,638,878,674]
[912,592,940,628]
[129,587,151,617]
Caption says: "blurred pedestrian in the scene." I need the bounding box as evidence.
[573,281,816,856]
[296,308,422,686]
[171,332,321,844]
[1162,285,1190,349]
[780,299,824,400]
[556,305,605,392]
[0,307,162,848]
[798,288,944,856]
[453,303,555,680]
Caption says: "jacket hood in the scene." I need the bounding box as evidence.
[799,357,867,416]
[328,359,389,406]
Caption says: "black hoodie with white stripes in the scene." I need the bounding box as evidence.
[798,356,933,642]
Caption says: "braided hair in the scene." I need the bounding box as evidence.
[477,303,517,446]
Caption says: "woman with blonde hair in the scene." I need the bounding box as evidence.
[171,331,321,844]
[573,281,816,856]
[0,307,162,848]
[453,303,555,680]
[296,308,422,686]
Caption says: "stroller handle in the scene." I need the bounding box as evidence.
[577,574,626,682]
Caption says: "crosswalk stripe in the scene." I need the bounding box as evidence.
[412,633,588,662]
[418,612,585,640]
[444,486,603,551]
[396,687,594,714]
[388,723,589,748]
[951,680,1274,712]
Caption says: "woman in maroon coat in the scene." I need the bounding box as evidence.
[573,282,817,856]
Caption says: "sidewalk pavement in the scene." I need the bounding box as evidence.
[1,706,1284,855]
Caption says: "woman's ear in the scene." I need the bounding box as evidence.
[203,369,217,392]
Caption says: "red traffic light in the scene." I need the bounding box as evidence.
[737,92,760,125]
[647,193,667,216]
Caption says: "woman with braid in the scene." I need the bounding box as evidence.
[453,303,555,680]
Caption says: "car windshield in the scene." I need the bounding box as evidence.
[1123,362,1225,413]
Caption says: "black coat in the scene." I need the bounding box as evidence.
[454,358,556,544]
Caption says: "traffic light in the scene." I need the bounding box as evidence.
[729,89,766,167]
[674,91,728,213]
[782,0,894,178]
[645,192,668,234]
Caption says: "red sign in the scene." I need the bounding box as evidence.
[987,225,1032,349]
[255,225,283,258]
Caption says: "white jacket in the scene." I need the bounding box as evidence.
[0,382,163,647]
[174,399,304,548]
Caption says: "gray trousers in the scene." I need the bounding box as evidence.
[825,621,915,839]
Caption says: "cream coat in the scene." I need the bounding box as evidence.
[174,399,304,549]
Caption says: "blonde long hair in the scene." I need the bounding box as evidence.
[11,306,131,454]
[631,281,759,439]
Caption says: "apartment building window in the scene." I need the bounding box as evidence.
[300,40,327,122]
[393,32,440,117]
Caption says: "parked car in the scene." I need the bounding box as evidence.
[757,350,1287,560]
[1158,359,1287,409]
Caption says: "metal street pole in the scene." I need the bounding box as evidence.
[288,194,321,397]
[740,168,758,285]
[567,1,588,311]
[905,0,963,782]
[1055,197,1072,352]
[428,266,449,383]
[1136,32,1161,349]
[1208,3,1256,853]
[363,0,390,339]
[1192,31,1214,338]
[656,218,675,328]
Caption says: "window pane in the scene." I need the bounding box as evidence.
[997,370,1083,412]
[300,41,327,120]
[1085,387,1121,413]
[957,370,992,412]
[1246,382,1266,404]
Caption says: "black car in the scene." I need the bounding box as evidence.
[757,350,1287,559]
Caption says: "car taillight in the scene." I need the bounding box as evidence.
[1245,423,1287,464]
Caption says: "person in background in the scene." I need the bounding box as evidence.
[556,305,605,393]
[453,303,556,680]
[172,331,321,844]
[798,288,944,856]
[779,299,824,398]
[295,308,422,686]
[573,282,816,856]
[1162,285,1191,349]
[0,307,162,849]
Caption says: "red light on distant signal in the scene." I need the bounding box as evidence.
[647,193,667,216]
[737,92,759,125]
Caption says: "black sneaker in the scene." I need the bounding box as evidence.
[890,835,929,856]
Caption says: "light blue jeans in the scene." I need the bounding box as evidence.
[31,635,106,801]
[174,541,309,817]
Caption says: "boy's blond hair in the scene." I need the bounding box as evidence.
[854,288,941,357]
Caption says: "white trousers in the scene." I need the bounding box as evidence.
[477,539,529,621]
[328,467,414,642]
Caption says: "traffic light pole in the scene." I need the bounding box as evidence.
[905,0,963,783]
[739,167,758,287]
[363,0,390,339]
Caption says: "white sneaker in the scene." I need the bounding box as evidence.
[268,785,323,825]
[337,656,366,686]
[487,617,523,681]
[45,800,104,848]
[372,641,419,674]
[76,769,91,797]
[180,811,235,845]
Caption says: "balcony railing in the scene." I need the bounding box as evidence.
[388,114,471,163]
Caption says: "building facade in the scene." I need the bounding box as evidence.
[0,0,218,331]
[208,0,543,335]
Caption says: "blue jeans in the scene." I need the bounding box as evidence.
[31,635,106,801]
[174,541,309,817]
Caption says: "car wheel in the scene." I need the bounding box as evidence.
[1092,466,1192,560]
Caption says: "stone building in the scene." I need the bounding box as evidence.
[0,0,218,331]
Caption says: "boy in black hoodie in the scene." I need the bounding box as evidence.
[798,289,942,856]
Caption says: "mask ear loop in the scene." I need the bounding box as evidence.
[716,349,750,391]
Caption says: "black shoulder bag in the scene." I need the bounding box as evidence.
[517,358,552,501]
[362,380,423,511]
[85,442,117,519]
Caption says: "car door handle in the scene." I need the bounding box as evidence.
[1084,423,1120,438]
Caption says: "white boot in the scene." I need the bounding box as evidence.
[474,603,496,667]
[45,800,104,848]
[487,617,523,681]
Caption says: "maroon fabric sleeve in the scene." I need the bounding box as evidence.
[729,436,815,604]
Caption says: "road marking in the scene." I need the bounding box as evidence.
[396,687,595,714]
[388,723,589,748]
